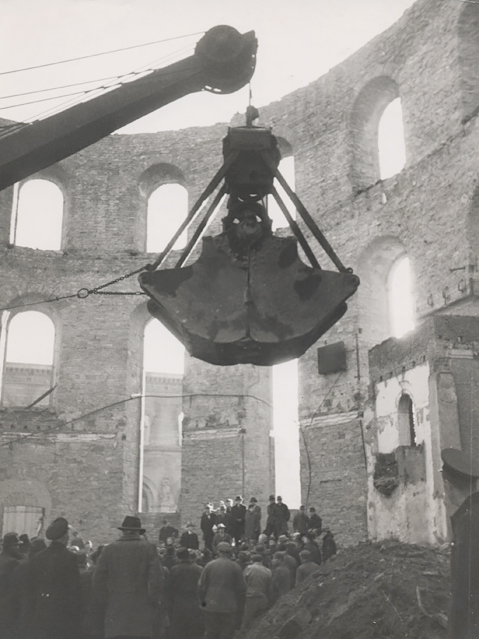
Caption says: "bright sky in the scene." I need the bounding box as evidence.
[0,0,416,132]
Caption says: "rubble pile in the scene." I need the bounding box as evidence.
[246,541,451,639]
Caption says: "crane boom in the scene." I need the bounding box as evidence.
[0,25,257,192]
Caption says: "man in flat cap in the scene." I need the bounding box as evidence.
[441,448,479,639]
[23,516,82,639]
[198,541,246,639]
[92,515,163,639]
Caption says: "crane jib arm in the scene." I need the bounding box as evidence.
[0,25,257,192]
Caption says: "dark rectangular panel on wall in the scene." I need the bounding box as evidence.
[317,342,347,374]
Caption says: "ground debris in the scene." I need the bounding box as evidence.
[245,540,450,639]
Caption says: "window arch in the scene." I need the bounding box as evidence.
[349,77,404,190]
[458,3,479,121]
[140,320,184,513]
[11,179,63,250]
[398,393,417,447]
[357,237,406,349]
[388,256,415,338]
[2,311,55,407]
[147,183,188,253]
[378,98,406,180]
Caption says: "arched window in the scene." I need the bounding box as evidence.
[268,155,296,231]
[146,183,188,253]
[11,179,63,250]
[272,359,301,507]
[389,256,415,338]
[378,98,406,179]
[349,77,405,190]
[458,3,479,121]
[398,393,417,447]
[2,311,55,407]
[140,320,184,513]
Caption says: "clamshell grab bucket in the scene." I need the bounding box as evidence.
[139,232,359,366]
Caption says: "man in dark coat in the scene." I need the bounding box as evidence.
[166,546,203,639]
[244,500,261,545]
[308,507,322,534]
[271,552,292,604]
[231,496,246,546]
[158,520,179,545]
[293,506,310,535]
[23,517,82,639]
[0,532,23,639]
[200,505,217,552]
[274,496,290,537]
[321,529,337,561]
[198,542,246,639]
[296,549,321,585]
[92,515,163,639]
[179,522,199,550]
[441,448,479,639]
[264,495,276,537]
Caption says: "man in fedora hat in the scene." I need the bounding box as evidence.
[92,515,163,639]
[441,447,479,639]
[23,517,83,639]
[198,541,246,639]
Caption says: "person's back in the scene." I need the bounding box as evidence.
[296,551,321,586]
[24,518,82,639]
[243,560,271,600]
[322,531,337,561]
[92,516,163,639]
[271,552,292,604]
[198,555,246,613]
[198,542,246,639]
[168,548,203,639]
[242,556,272,632]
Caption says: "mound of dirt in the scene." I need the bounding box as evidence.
[245,541,451,639]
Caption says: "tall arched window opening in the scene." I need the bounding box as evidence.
[398,393,417,447]
[388,256,415,338]
[139,320,185,513]
[268,155,296,231]
[2,311,55,408]
[378,98,406,180]
[272,359,301,507]
[11,179,63,250]
[146,184,188,253]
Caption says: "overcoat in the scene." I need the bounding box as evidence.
[449,491,479,639]
[23,541,82,639]
[244,506,261,541]
[0,550,22,639]
[179,530,199,550]
[92,537,163,639]
[166,561,204,639]
[198,556,246,615]
[274,502,290,536]
[230,504,247,541]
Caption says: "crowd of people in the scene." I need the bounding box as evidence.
[0,494,336,639]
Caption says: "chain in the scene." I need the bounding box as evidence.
[76,265,148,299]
